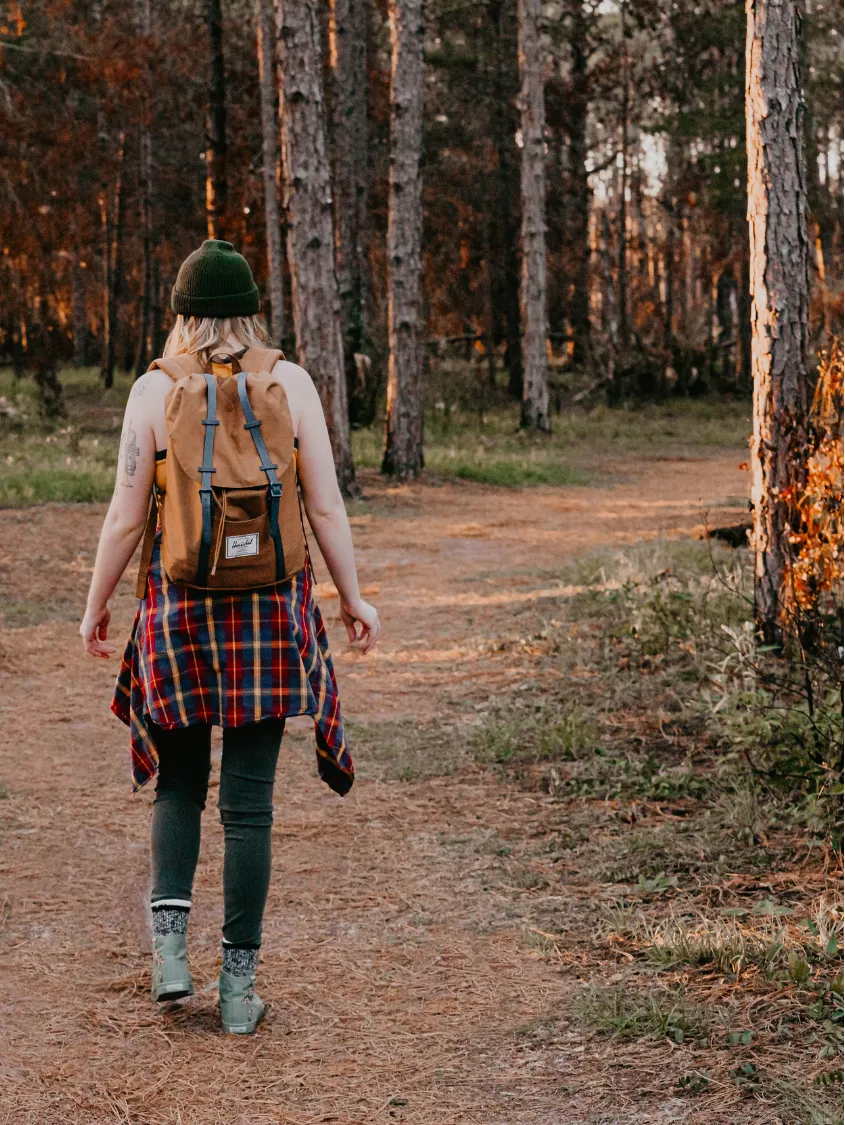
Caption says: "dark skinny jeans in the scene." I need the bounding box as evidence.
[150,718,284,947]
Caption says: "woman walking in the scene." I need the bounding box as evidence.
[79,240,379,1033]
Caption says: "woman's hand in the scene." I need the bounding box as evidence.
[340,599,380,655]
[80,603,116,659]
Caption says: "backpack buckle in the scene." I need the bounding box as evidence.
[202,418,220,427]
[243,419,262,431]
[269,483,282,499]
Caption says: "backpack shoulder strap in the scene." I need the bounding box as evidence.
[240,347,284,373]
[148,355,201,381]
[135,491,160,599]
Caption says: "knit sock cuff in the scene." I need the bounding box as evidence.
[222,944,259,976]
[151,902,190,936]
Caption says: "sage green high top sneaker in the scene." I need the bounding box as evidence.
[219,968,265,1034]
[151,933,194,1002]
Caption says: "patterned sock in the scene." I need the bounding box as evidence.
[151,904,190,937]
[222,944,259,976]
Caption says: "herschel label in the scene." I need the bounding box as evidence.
[226,533,259,559]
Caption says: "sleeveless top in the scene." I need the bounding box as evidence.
[110,351,354,797]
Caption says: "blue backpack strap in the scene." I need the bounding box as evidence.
[195,371,219,585]
[236,371,285,581]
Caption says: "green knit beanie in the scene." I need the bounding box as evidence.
[171,240,260,318]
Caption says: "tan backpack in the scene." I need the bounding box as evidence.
[135,346,307,597]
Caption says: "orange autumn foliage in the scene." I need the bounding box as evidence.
[784,340,844,616]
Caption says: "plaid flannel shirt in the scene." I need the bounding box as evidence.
[111,538,353,796]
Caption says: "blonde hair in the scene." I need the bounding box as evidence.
[162,315,273,369]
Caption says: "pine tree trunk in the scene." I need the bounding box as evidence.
[617,4,629,352]
[328,0,373,425]
[381,0,425,477]
[517,0,550,430]
[257,0,285,346]
[33,296,65,420]
[600,208,619,401]
[72,248,87,367]
[276,0,354,492]
[746,0,810,644]
[663,212,675,355]
[135,123,153,377]
[100,131,125,390]
[206,0,228,240]
[487,0,522,399]
[135,0,154,378]
[567,0,590,367]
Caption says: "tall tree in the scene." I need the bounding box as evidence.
[517,0,550,430]
[566,0,591,368]
[206,0,228,239]
[328,0,373,424]
[276,0,354,492]
[616,0,629,350]
[100,130,126,390]
[382,0,425,478]
[134,0,154,378]
[256,0,285,346]
[488,0,523,399]
[746,0,810,642]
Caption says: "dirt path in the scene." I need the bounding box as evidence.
[1,455,749,1124]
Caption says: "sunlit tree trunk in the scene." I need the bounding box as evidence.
[276,0,354,492]
[206,0,228,239]
[746,0,810,643]
[328,0,373,425]
[256,0,285,346]
[517,0,550,430]
[382,0,425,477]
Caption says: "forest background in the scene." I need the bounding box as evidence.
[0,0,844,1121]
[2,0,841,426]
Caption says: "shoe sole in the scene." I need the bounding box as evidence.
[153,982,194,1003]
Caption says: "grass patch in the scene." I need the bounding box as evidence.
[0,467,113,506]
[573,984,718,1043]
[602,897,843,982]
[344,716,469,782]
[2,365,748,503]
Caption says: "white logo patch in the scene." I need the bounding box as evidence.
[225,533,259,559]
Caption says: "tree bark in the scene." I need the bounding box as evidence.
[135,119,153,377]
[600,208,619,402]
[567,0,590,367]
[328,0,373,425]
[135,0,154,378]
[617,1,629,351]
[257,0,285,346]
[100,130,125,390]
[72,248,87,367]
[487,0,522,399]
[276,0,354,492]
[517,0,550,430]
[746,0,810,644]
[32,299,65,421]
[206,0,228,240]
[381,0,425,477]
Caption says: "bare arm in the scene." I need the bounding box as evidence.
[80,385,157,658]
[294,370,380,654]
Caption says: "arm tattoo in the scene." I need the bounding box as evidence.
[120,423,139,487]
[131,373,151,398]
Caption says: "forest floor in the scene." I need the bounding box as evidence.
[1,426,842,1123]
